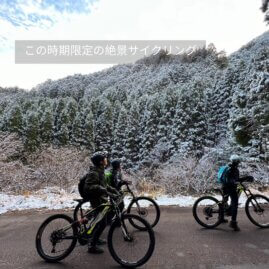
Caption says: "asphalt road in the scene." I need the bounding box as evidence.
[0,207,269,269]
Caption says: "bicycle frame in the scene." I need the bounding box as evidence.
[221,182,263,212]
[55,197,125,243]
[80,196,132,238]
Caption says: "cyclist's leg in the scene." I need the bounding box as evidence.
[230,186,239,222]
[220,186,229,222]
[90,209,114,246]
[228,185,240,231]
[222,187,232,216]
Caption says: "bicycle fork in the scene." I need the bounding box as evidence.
[244,190,264,213]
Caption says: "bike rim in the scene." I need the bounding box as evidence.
[248,197,269,227]
[39,218,75,259]
[110,215,153,266]
[129,199,157,228]
[195,198,221,227]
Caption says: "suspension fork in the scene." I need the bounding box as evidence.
[113,203,131,239]
[119,213,129,238]
[127,185,136,199]
[243,188,263,211]
[127,186,142,212]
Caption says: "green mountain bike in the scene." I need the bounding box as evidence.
[192,178,269,229]
[73,181,160,231]
[36,196,155,268]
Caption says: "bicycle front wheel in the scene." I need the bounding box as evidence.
[245,194,269,228]
[36,214,77,262]
[192,196,222,229]
[126,197,160,230]
[108,214,155,268]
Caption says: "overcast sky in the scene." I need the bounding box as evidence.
[0,0,267,90]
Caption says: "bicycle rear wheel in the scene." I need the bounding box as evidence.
[192,196,222,228]
[127,197,160,230]
[36,214,77,262]
[108,214,155,268]
[245,194,269,228]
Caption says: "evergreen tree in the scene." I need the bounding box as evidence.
[83,111,95,151]
[5,104,23,134]
[112,107,128,160]
[125,102,140,167]
[94,100,113,152]
[39,100,54,143]
[23,111,40,152]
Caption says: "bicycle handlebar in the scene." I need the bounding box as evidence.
[238,176,254,183]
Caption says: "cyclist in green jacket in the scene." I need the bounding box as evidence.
[105,159,126,190]
[105,159,127,213]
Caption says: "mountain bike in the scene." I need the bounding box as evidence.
[36,195,155,268]
[73,181,160,231]
[192,178,269,229]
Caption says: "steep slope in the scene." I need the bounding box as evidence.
[0,32,268,169]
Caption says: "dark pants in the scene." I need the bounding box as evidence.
[91,207,114,246]
[222,184,239,222]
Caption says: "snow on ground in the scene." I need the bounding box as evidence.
[0,187,267,215]
[0,187,79,215]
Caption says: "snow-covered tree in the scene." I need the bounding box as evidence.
[23,111,40,151]
[261,0,269,23]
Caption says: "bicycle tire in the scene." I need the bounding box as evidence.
[108,214,155,268]
[36,214,77,262]
[126,196,160,230]
[245,194,269,228]
[192,196,222,229]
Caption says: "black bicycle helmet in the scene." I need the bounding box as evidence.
[111,159,121,170]
[91,151,108,166]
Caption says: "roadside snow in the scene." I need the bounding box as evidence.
[0,187,79,215]
[0,187,267,215]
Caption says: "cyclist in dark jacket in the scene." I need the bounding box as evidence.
[222,155,241,231]
[83,151,119,254]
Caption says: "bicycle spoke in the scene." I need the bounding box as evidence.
[248,196,269,227]
[109,215,154,266]
[127,197,160,229]
[41,221,73,257]
[193,196,221,228]
[36,214,77,262]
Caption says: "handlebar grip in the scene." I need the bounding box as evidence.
[239,176,254,183]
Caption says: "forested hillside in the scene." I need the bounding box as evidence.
[0,31,268,193]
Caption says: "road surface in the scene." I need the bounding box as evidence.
[0,207,268,269]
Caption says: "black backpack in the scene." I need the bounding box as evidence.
[78,174,87,199]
